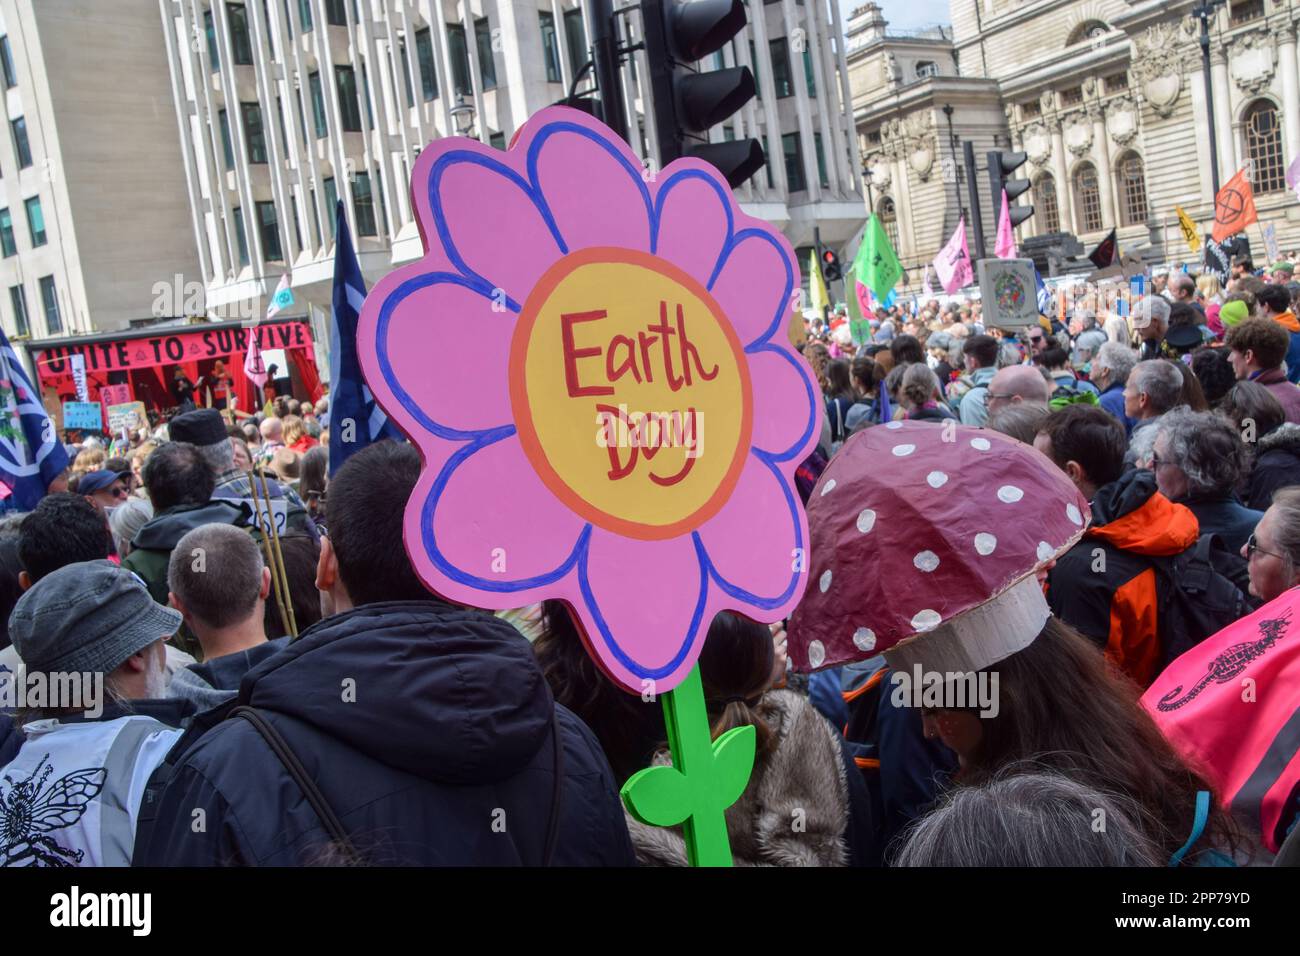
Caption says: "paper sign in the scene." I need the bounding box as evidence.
[356,106,821,696]
[100,384,131,407]
[1264,222,1280,264]
[232,496,289,535]
[62,401,102,432]
[106,401,148,434]
[70,355,87,402]
[976,258,1038,329]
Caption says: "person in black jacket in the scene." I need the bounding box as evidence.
[1220,380,1300,510]
[134,441,636,867]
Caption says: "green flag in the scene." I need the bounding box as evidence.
[853,214,902,302]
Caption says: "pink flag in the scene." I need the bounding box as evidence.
[244,327,268,389]
[995,189,1017,259]
[921,264,935,299]
[1143,588,1300,852]
[933,219,973,294]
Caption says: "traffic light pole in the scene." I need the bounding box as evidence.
[963,140,986,261]
[585,0,627,142]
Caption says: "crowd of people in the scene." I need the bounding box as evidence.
[1,253,1299,869]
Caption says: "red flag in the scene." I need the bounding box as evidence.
[1212,167,1258,243]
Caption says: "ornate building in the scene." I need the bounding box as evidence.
[849,0,1300,278]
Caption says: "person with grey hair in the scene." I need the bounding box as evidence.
[986,402,1051,445]
[0,561,190,865]
[1152,407,1263,552]
[1134,293,1172,360]
[168,408,316,539]
[108,496,153,559]
[1123,359,1184,466]
[895,770,1162,867]
[166,524,286,713]
[1091,341,1138,432]
[1241,486,1300,604]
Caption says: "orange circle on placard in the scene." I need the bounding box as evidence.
[508,246,753,541]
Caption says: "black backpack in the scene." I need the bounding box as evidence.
[1153,534,1250,668]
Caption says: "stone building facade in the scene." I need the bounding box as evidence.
[850,0,1300,279]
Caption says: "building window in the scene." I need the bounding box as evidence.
[241,102,267,163]
[416,27,438,100]
[360,64,374,129]
[11,117,31,169]
[233,206,250,266]
[1245,99,1286,194]
[915,60,939,79]
[448,24,471,96]
[1021,99,1041,119]
[257,201,282,260]
[295,86,308,146]
[475,18,497,90]
[0,208,14,257]
[1117,151,1149,226]
[228,4,253,65]
[353,171,377,236]
[1067,20,1109,46]
[9,285,28,337]
[1229,0,1264,25]
[814,132,828,187]
[760,135,773,188]
[1104,72,1128,93]
[1060,86,1083,107]
[398,39,415,108]
[324,0,347,26]
[0,36,14,89]
[203,11,219,71]
[489,131,506,149]
[309,71,328,137]
[564,10,587,78]
[878,198,899,249]
[783,132,806,192]
[770,38,793,98]
[275,95,287,153]
[540,12,562,83]
[24,196,45,246]
[1073,162,1103,232]
[291,192,303,250]
[282,0,294,38]
[298,0,312,31]
[335,66,362,132]
[1035,173,1060,232]
[866,130,881,145]
[803,48,816,97]
[218,108,235,169]
[309,185,321,245]
[38,276,60,335]
[324,177,338,237]
[750,41,761,100]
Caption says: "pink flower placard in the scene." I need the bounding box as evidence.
[357,107,821,694]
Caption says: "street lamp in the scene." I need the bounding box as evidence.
[450,94,477,139]
[1192,0,1227,196]
[861,160,875,210]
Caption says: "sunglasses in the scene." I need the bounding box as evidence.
[1246,533,1284,561]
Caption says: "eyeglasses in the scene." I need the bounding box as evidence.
[1246,533,1284,561]
[986,392,1014,401]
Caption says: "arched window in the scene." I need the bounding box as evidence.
[1116,151,1149,226]
[1244,100,1286,194]
[1073,162,1103,233]
[915,60,939,79]
[877,197,899,250]
[1067,20,1109,46]
[1034,174,1060,233]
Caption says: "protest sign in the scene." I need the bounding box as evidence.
[106,401,148,434]
[70,355,87,402]
[62,401,102,432]
[100,384,131,406]
[976,258,1038,329]
[357,106,822,865]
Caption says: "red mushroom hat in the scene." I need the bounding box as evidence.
[789,420,1092,674]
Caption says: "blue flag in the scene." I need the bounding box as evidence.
[329,201,401,477]
[1034,267,1051,316]
[0,328,68,509]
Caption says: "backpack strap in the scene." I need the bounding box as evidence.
[1168,790,1212,867]
[231,705,362,864]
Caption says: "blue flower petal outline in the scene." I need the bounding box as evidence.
[695,450,806,611]
[578,529,710,681]
[650,168,735,287]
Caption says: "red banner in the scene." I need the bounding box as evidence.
[32,322,312,376]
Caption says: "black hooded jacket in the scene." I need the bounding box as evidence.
[134,601,635,866]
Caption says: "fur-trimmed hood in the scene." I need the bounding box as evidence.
[1258,422,1300,456]
[625,689,851,867]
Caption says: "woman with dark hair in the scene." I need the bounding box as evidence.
[1190,347,1237,408]
[918,617,1241,864]
[1170,358,1210,412]
[844,356,880,433]
[625,612,873,866]
[533,599,666,785]
[298,445,330,530]
[1220,380,1300,511]
[824,358,857,447]
[263,533,324,639]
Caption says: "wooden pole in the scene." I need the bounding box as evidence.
[256,463,298,638]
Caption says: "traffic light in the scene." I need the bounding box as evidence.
[987,150,1034,230]
[641,0,765,188]
[819,246,842,282]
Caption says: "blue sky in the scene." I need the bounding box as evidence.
[837,0,951,32]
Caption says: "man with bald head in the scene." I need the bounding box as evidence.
[1167,273,1204,320]
[985,364,1051,418]
[259,416,285,459]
